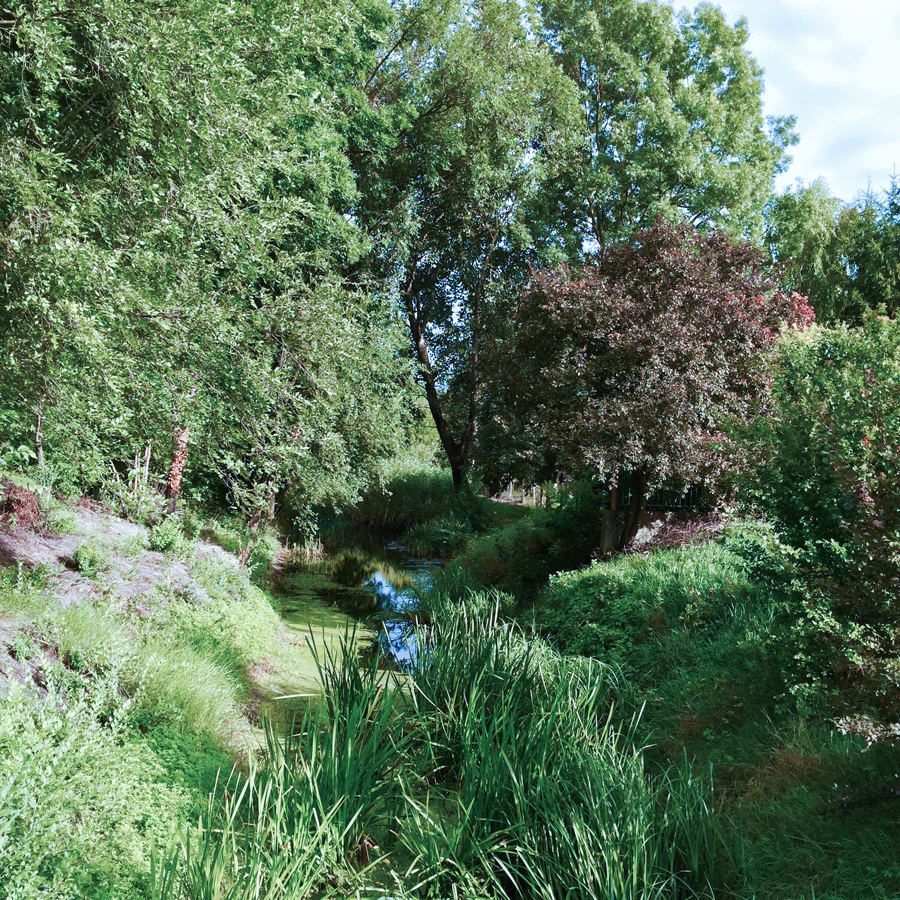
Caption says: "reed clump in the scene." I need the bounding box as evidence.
[154,597,723,899]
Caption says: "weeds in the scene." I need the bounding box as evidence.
[73,538,111,577]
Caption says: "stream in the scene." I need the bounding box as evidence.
[263,538,440,719]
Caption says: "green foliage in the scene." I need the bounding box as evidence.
[150,517,191,556]
[398,598,723,899]
[536,525,793,718]
[122,532,150,556]
[153,633,407,899]
[539,0,794,249]
[766,175,900,322]
[145,555,280,678]
[73,538,110,577]
[42,505,76,535]
[456,481,607,596]
[350,469,460,533]
[354,0,582,487]
[0,685,204,900]
[0,0,412,524]
[739,316,900,718]
[154,601,722,900]
[247,533,281,578]
[204,517,280,577]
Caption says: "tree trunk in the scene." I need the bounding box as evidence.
[34,409,44,469]
[166,427,190,501]
[617,470,648,551]
[406,305,476,493]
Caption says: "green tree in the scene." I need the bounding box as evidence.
[537,0,796,254]
[354,0,581,490]
[0,0,411,519]
[744,316,900,718]
[766,176,900,323]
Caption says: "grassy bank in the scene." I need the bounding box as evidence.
[529,521,900,899]
[154,595,724,900]
[0,478,308,898]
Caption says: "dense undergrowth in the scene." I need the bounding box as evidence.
[529,519,900,899]
[153,596,724,900]
[0,488,292,899]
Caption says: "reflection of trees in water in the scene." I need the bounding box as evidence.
[282,537,437,668]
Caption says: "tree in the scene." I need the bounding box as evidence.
[492,221,814,548]
[353,0,581,490]
[766,176,900,323]
[536,0,797,253]
[0,0,412,519]
[355,0,794,489]
[744,316,900,719]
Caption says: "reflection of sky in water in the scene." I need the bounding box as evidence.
[368,571,420,669]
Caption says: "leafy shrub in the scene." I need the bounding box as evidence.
[73,539,110,577]
[535,523,800,738]
[741,315,900,719]
[404,514,473,557]
[0,684,200,900]
[247,532,280,576]
[43,506,77,535]
[205,518,244,556]
[456,480,607,597]
[121,532,149,556]
[348,468,461,532]
[149,517,191,556]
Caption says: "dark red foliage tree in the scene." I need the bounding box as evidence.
[496,221,815,548]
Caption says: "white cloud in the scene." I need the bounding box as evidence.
[700,0,900,201]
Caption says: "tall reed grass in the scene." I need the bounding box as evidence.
[154,600,723,900]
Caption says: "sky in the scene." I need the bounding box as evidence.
[707,0,900,203]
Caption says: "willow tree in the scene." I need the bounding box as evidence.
[0,0,411,515]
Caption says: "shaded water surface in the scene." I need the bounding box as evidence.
[272,538,438,706]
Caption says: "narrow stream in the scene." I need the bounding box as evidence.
[264,538,439,720]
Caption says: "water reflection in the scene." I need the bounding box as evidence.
[367,572,420,669]
[280,539,438,671]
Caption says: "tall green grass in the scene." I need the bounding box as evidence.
[154,601,723,900]
[399,598,723,900]
[153,633,407,899]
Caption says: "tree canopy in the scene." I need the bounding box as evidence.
[0,0,411,521]
[486,222,814,544]
[766,176,900,323]
[537,0,796,255]
[349,0,795,489]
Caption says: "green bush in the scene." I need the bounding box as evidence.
[43,505,77,535]
[741,315,900,719]
[149,516,191,556]
[348,468,462,532]
[73,539,110,577]
[0,684,202,900]
[204,518,244,555]
[456,480,607,597]
[121,532,149,556]
[535,523,801,737]
[404,514,473,557]
[247,532,280,576]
